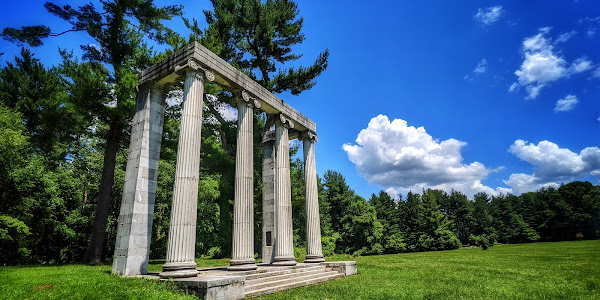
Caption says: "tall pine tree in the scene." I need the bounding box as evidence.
[2,0,182,264]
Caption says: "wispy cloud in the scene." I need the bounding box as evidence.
[570,57,593,73]
[474,59,488,73]
[474,6,503,25]
[554,94,579,112]
[556,30,577,43]
[594,67,600,78]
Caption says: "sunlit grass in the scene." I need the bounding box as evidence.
[260,240,600,299]
[0,257,231,300]
[1,241,598,299]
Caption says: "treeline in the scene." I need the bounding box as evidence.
[0,50,598,264]
[1,0,599,266]
[309,177,600,256]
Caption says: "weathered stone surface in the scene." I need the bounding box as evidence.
[262,130,275,264]
[321,261,357,277]
[302,133,324,263]
[173,274,245,300]
[161,69,205,278]
[138,42,316,133]
[272,115,296,266]
[113,82,165,276]
[229,95,257,271]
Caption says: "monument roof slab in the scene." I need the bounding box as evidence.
[139,42,316,133]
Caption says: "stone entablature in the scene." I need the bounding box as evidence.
[138,41,316,134]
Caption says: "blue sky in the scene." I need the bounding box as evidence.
[1,1,599,199]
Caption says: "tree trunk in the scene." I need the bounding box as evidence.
[83,121,122,264]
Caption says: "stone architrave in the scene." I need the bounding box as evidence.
[113,82,165,276]
[228,91,261,271]
[302,131,325,263]
[160,61,212,278]
[272,114,297,266]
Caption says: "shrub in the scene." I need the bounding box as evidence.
[294,246,306,261]
[352,247,368,257]
[470,234,488,250]
[417,230,461,251]
[207,246,222,258]
[470,234,496,250]
[0,215,31,264]
[370,243,384,255]
[384,232,406,254]
[321,234,339,257]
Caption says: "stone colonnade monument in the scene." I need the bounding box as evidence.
[112,41,324,277]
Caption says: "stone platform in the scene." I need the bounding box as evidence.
[137,261,357,299]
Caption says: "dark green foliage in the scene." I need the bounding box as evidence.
[1,26,51,47]
[439,190,473,244]
[1,0,183,264]
[416,190,461,251]
[0,49,79,163]
[321,171,383,255]
[469,234,494,250]
[203,0,329,94]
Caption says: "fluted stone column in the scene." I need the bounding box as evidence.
[160,64,210,278]
[273,114,297,266]
[229,91,261,271]
[113,82,165,276]
[302,132,325,263]
[261,129,276,264]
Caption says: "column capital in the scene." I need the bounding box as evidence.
[275,113,294,129]
[232,90,262,109]
[300,130,318,143]
[174,58,215,82]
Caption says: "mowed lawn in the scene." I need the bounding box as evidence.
[266,240,600,300]
[1,241,598,300]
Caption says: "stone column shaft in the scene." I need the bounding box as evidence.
[261,130,276,264]
[113,82,165,276]
[303,133,325,263]
[229,93,258,271]
[273,115,296,266]
[160,70,204,278]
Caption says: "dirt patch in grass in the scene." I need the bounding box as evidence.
[35,284,54,290]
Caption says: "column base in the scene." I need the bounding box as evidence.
[304,254,325,263]
[272,255,297,266]
[228,258,257,271]
[160,261,198,278]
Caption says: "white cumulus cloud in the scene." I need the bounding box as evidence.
[475,6,503,25]
[512,30,567,99]
[343,115,500,198]
[554,94,579,112]
[504,173,560,195]
[511,29,594,99]
[505,140,600,194]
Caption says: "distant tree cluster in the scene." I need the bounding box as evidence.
[307,178,599,256]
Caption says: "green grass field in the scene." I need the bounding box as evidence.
[1,240,598,299]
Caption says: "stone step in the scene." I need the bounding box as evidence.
[244,271,345,298]
[244,265,326,281]
[244,268,332,290]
